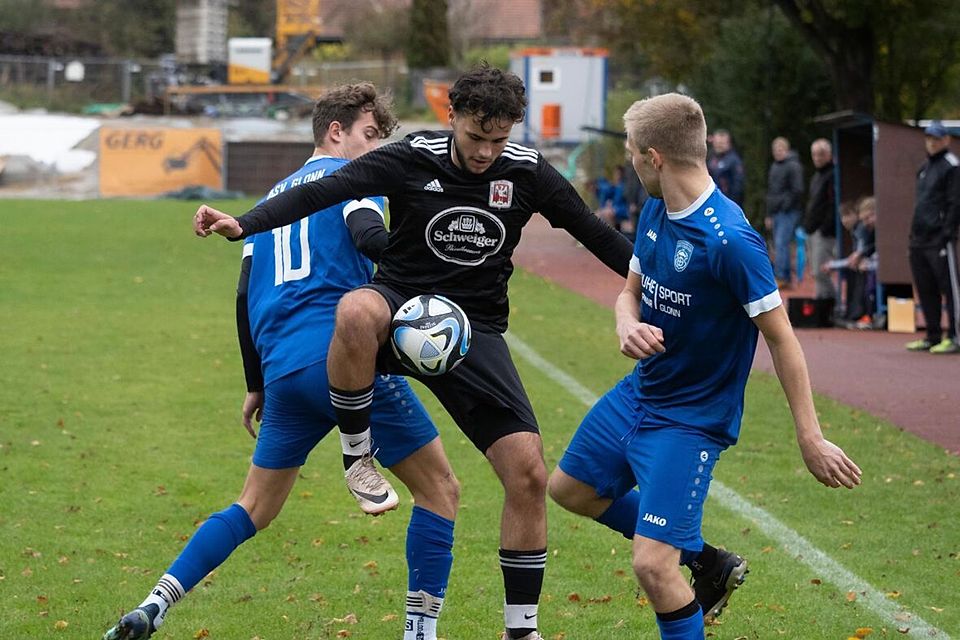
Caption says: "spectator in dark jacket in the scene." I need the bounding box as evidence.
[765,136,805,286]
[803,138,837,299]
[906,121,960,354]
[707,129,744,205]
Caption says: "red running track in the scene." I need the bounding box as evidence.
[512,214,960,454]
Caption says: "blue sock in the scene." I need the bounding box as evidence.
[406,505,454,597]
[167,503,256,592]
[595,490,640,539]
[656,600,704,639]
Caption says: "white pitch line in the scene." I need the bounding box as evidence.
[505,332,950,639]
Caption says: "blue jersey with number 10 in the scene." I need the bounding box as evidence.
[243,155,384,386]
[628,183,780,445]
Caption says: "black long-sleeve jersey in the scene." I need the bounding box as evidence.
[235,130,632,332]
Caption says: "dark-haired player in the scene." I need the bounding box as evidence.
[195,66,748,639]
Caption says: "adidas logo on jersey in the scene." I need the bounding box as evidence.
[423,179,444,192]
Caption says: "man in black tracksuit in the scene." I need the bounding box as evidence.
[906,121,960,354]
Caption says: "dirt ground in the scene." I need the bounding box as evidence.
[512,214,960,455]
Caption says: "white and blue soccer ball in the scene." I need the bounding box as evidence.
[391,294,471,376]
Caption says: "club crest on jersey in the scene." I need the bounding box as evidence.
[674,240,694,272]
[488,180,513,209]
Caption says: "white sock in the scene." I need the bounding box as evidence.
[340,427,372,457]
[404,590,443,640]
[404,613,438,640]
[138,573,185,629]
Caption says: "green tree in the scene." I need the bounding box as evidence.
[0,0,50,33]
[229,0,276,38]
[689,4,835,222]
[406,0,449,69]
[773,0,960,120]
[72,0,175,58]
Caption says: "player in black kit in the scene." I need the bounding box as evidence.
[195,65,746,638]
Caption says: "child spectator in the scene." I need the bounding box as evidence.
[826,197,877,328]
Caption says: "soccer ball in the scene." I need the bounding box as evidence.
[390,294,471,376]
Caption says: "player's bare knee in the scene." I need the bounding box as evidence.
[334,290,389,341]
[632,552,670,589]
[502,460,547,501]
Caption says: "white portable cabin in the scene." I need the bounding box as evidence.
[509,47,608,145]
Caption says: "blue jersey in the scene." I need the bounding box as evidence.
[244,156,384,386]
[628,182,780,444]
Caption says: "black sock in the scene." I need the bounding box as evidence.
[656,598,701,622]
[329,384,374,469]
[686,543,718,578]
[500,548,546,638]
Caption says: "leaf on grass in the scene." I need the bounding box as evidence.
[551,633,566,640]
[810,578,822,585]
[840,520,855,525]
[636,596,649,608]
[761,546,774,553]
[312,538,325,547]
[913,480,924,486]
[927,606,944,613]
[381,614,398,622]
[897,627,910,634]
[614,569,627,577]
[853,627,873,638]
[193,629,209,639]
[363,560,378,571]
[36,595,48,604]
[894,612,912,622]
[309,593,326,604]
[886,591,901,599]
[22,567,33,577]
[355,536,369,545]
[567,593,581,602]
[587,595,612,604]
[336,631,351,638]
[846,592,857,602]
[154,486,167,497]
[54,620,68,630]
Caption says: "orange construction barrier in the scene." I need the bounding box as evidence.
[423,79,451,123]
[541,104,561,139]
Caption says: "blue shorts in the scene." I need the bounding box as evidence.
[252,360,438,470]
[557,376,725,551]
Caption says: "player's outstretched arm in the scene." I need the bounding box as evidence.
[754,305,862,489]
[194,204,242,239]
[615,270,665,359]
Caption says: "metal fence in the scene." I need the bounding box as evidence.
[0,54,175,110]
[0,54,410,113]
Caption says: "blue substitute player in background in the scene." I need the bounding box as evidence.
[103,83,460,640]
[548,94,862,639]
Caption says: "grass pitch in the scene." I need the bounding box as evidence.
[0,199,957,639]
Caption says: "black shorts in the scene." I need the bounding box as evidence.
[361,283,539,453]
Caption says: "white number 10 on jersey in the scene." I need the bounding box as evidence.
[271,219,311,285]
